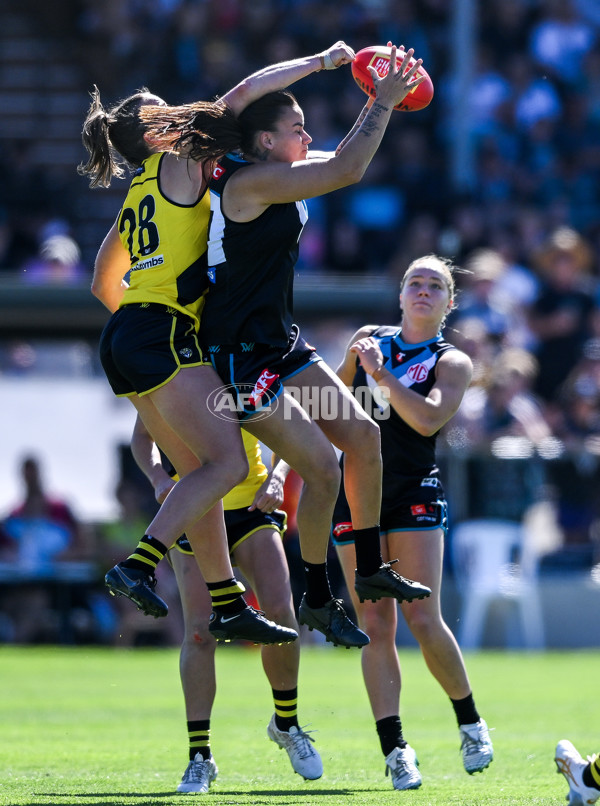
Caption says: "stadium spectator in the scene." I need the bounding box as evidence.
[2,455,87,569]
[20,234,87,286]
[447,248,514,345]
[0,455,93,642]
[528,0,597,89]
[527,227,597,406]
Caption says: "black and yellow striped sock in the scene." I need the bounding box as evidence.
[121,535,168,573]
[187,719,211,761]
[376,715,406,755]
[206,577,246,614]
[273,687,299,732]
[583,754,600,791]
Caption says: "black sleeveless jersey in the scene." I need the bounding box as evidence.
[200,153,308,348]
[352,326,456,504]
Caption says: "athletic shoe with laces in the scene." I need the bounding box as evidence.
[355,561,431,604]
[208,606,298,645]
[298,595,369,648]
[176,753,218,794]
[460,719,494,774]
[105,563,168,618]
[267,714,323,780]
[385,745,422,790]
[555,739,600,805]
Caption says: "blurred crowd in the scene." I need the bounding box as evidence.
[1,0,600,280]
[1,0,600,645]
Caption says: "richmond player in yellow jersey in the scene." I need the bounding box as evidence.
[79,43,358,647]
[131,417,323,791]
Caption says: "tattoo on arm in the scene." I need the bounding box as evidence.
[337,106,369,153]
[360,102,389,137]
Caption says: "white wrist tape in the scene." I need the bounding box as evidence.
[323,52,336,70]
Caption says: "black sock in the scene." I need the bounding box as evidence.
[273,687,299,731]
[187,719,211,761]
[207,578,246,615]
[303,561,332,608]
[353,526,383,577]
[451,693,480,726]
[376,715,406,756]
[120,535,168,573]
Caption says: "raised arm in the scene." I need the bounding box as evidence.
[222,41,356,117]
[229,46,426,215]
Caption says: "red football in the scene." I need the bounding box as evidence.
[351,45,434,112]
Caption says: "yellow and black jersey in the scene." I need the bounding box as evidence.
[223,429,269,510]
[118,153,210,330]
[168,429,269,511]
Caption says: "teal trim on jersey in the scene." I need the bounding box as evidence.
[392,328,443,351]
[225,152,248,163]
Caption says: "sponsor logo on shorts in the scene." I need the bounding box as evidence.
[132,254,165,271]
[250,369,280,406]
[411,503,438,523]
[179,348,193,359]
[332,522,353,538]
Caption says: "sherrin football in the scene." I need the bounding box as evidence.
[351,45,434,112]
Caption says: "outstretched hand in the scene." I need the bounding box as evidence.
[367,44,426,108]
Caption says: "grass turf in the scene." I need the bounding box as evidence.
[1,645,598,805]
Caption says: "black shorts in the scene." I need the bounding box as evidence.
[331,477,448,545]
[175,507,287,557]
[205,328,321,421]
[99,304,208,397]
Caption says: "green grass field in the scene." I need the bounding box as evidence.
[1,645,598,806]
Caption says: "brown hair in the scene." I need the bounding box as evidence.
[78,86,157,188]
[78,86,242,188]
[141,90,298,162]
[401,254,457,298]
[140,99,243,162]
